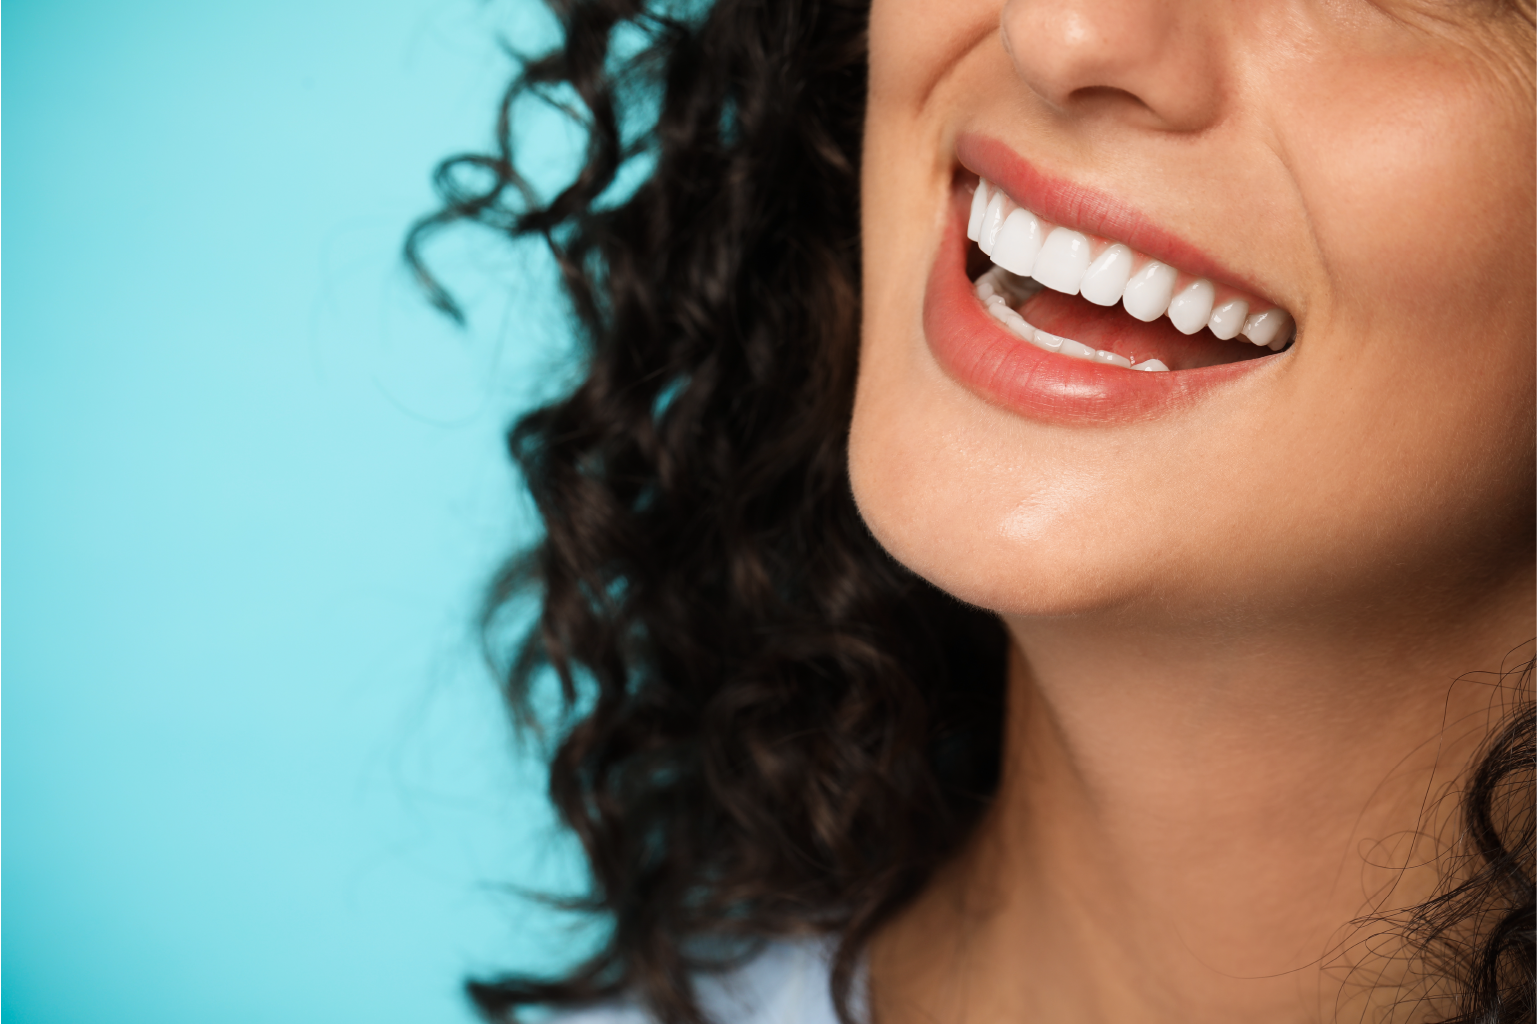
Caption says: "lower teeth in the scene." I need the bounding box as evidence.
[977,269,1168,372]
[975,267,1293,370]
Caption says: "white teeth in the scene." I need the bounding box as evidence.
[987,300,1035,342]
[1079,244,1135,306]
[1031,228,1093,294]
[1057,338,1096,360]
[968,182,1292,352]
[967,185,1295,368]
[978,191,1009,256]
[1207,299,1248,340]
[990,209,1045,276]
[1005,313,1035,342]
[974,272,1152,369]
[967,181,990,242]
[1121,260,1178,322]
[1241,307,1292,347]
[979,265,1042,306]
[1167,279,1215,335]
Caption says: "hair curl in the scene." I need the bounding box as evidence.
[406,1,1534,1021]
[1399,667,1535,1023]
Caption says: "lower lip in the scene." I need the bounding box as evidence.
[923,190,1274,425]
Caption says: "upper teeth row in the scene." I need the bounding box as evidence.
[968,180,1294,348]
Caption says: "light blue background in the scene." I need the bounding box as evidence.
[6,1,601,1020]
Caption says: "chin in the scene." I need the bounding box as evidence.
[847,408,1162,620]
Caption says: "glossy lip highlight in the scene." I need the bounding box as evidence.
[924,184,1279,424]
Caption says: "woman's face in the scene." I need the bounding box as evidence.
[850,0,1535,624]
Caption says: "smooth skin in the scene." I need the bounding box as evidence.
[850,0,1535,1021]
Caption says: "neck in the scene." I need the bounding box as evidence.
[870,581,1533,1023]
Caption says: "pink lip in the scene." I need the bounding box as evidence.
[956,134,1265,296]
[924,185,1274,425]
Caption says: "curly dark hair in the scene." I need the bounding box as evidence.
[406,1,1535,1021]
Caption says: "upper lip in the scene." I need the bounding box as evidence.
[955,133,1272,302]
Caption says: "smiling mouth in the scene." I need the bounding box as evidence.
[966,178,1295,373]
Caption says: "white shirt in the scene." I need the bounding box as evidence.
[548,936,858,1024]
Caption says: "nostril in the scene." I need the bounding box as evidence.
[1066,86,1154,116]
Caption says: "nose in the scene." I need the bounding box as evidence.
[1000,0,1225,132]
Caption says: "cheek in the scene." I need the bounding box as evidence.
[868,0,998,106]
[1287,52,1535,333]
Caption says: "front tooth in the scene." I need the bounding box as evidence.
[1094,350,1133,368]
[978,192,1009,256]
[1241,308,1291,346]
[967,180,990,242]
[1207,299,1248,340]
[1167,279,1215,335]
[991,209,1044,276]
[1133,359,1170,372]
[1079,244,1135,306]
[1121,261,1178,322]
[1031,228,1092,294]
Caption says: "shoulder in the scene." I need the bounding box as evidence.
[544,935,851,1024]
